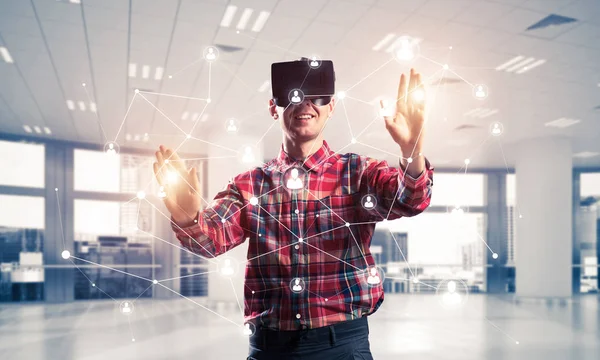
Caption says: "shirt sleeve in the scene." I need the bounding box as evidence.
[358,156,434,221]
[170,180,247,259]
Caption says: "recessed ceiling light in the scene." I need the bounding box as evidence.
[237,8,253,30]
[252,11,270,32]
[77,101,86,111]
[372,33,396,51]
[89,102,97,113]
[496,55,546,74]
[258,80,270,93]
[23,125,32,133]
[181,111,189,121]
[0,47,14,63]
[128,63,137,78]
[43,127,51,135]
[221,5,238,27]
[142,65,150,79]
[66,100,75,110]
[573,151,599,158]
[33,126,41,134]
[544,117,581,128]
[154,67,164,80]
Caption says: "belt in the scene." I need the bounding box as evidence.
[250,316,369,349]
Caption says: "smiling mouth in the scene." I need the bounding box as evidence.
[294,113,316,120]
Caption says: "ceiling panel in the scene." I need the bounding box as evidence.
[451,1,516,27]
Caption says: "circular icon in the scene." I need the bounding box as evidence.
[282,166,307,191]
[307,55,322,69]
[225,118,240,134]
[393,35,420,63]
[203,46,219,61]
[361,194,377,210]
[120,301,134,315]
[290,278,306,294]
[104,142,120,155]
[364,265,385,287]
[242,322,256,336]
[217,256,239,278]
[435,279,469,309]
[288,88,305,105]
[490,122,503,136]
[237,145,258,165]
[473,84,489,100]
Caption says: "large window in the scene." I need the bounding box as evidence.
[0,195,45,302]
[578,172,600,294]
[74,150,157,194]
[0,140,44,188]
[376,173,488,293]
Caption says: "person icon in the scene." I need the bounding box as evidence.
[227,119,237,132]
[122,302,131,313]
[158,186,166,198]
[106,143,116,155]
[396,39,413,61]
[291,90,301,103]
[492,123,501,135]
[292,278,303,292]
[475,85,486,98]
[242,146,255,163]
[221,259,234,276]
[443,280,461,305]
[310,57,319,67]
[206,47,216,60]
[286,168,303,190]
[243,323,252,336]
[367,267,381,285]
[363,196,374,209]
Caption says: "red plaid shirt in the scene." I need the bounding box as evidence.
[172,140,433,330]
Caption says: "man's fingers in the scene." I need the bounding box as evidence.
[190,167,201,193]
[407,68,418,108]
[415,73,425,110]
[153,162,164,186]
[165,148,187,174]
[396,73,407,106]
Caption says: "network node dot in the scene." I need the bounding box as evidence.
[412,89,425,102]
[92,283,96,287]
[194,219,198,223]
[298,238,303,243]
[186,134,192,139]
[55,188,58,192]
[443,64,449,70]
[325,298,328,302]
[250,197,258,205]
[351,138,357,144]
[164,159,169,164]
[407,157,413,163]
[296,314,301,319]
[464,159,471,165]
[252,291,255,294]
[294,209,299,214]
[168,75,172,79]
[136,191,146,199]
[153,279,158,285]
[132,339,135,342]
[492,253,499,259]
[382,219,388,222]
[519,214,523,219]
[82,82,86,87]
[221,218,226,223]
[345,222,350,227]
[412,277,419,284]
[206,98,211,103]
[236,30,240,34]
[516,341,520,345]
[61,250,71,260]
[258,233,261,237]
[134,89,139,94]
[449,46,453,50]
[337,91,346,99]
[295,245,299,249]
[316,214,319,217]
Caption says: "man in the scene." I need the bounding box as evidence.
[153,58,434,359]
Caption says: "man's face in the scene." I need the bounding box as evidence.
[269,97,336,142]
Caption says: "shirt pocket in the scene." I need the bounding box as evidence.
[315,194,358,242]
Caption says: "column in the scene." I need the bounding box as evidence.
[515,137,572,298]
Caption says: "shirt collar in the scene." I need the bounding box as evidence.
[276,140,333,173]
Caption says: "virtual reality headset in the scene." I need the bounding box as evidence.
[271,58,335,108]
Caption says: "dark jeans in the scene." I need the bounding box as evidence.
[247,317,373,360]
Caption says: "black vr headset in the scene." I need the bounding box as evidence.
[271,58,335,108]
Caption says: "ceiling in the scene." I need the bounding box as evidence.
[0,0,599,169]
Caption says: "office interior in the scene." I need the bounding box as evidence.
[0,0,599,359]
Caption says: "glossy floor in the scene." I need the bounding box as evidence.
[0,294,599,360]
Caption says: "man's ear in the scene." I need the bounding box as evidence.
[268,99,277,118]
[328,97,336,115]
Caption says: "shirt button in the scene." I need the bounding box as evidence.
[296,314,301,319]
